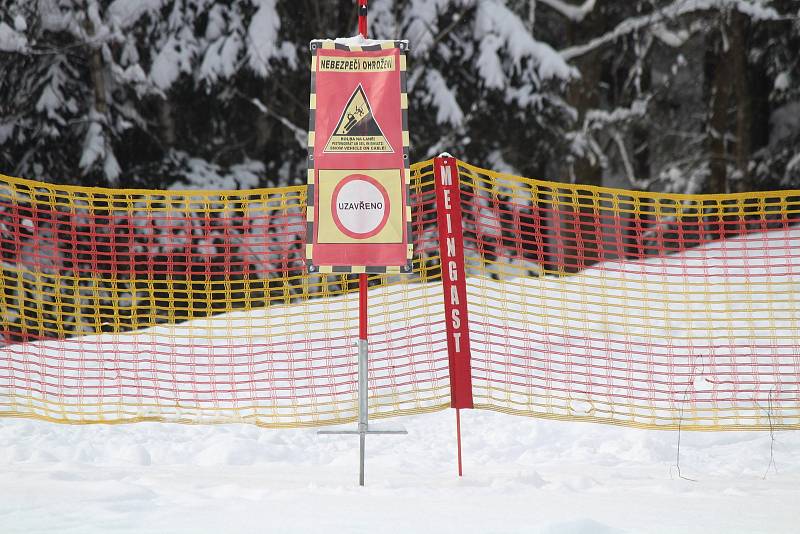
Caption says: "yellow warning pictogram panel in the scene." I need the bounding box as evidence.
[324,84,393,153]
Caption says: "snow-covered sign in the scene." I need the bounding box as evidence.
[305,38,412,274]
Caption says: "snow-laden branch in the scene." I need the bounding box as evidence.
[422,69,465,126]
[583,97,650,130]
[560,0,781,61]
[80,111,121,185]
[476,0,576,82]
[0,21,28,52]
[247,96,306,148]
[650,23,690,48]
[538,0,596,22]
[612,130,651,190]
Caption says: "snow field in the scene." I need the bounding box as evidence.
[1,409,799,533]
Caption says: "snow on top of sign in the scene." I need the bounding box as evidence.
[312,34,409,47]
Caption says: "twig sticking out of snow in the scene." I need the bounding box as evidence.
[762,389,778,480]
[672,385,698,482]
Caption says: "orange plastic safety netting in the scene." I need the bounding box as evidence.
[0,160,449,427]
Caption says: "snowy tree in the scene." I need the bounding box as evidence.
[2,0,798,193]
[532,0,796,193]
[0,0,303,188]
[750,0,800,188]
[369,0,578,179]
[0,0,133,185]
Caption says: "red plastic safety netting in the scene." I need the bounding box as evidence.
[1,158,799,430]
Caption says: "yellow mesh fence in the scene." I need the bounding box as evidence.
[1,158,798,430]
[457,161,800,430]
[0,160,449,427]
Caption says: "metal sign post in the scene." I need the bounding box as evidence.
[318,274,407,487]
[308,0,411,486]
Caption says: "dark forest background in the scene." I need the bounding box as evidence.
[0,0,798,193]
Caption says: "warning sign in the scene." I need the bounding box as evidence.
[306,39,412,274]
[324,85,392,153]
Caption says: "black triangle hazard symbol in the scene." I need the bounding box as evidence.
[324,84,393,153]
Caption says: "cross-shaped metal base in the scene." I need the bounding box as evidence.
[317,338,407,486]
[319,423,408,486]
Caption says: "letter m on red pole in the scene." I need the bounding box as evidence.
[433,156,474,409]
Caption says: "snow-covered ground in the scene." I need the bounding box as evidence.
[1,409,799,533]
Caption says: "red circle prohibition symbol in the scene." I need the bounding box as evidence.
[331,173,391,239]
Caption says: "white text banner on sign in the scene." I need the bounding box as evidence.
[305,40,412,274]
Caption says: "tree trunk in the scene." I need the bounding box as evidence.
[88,50,107,116]
[254,84,274,155]
[558,12,604,274]
[706,18,731,195]
[158,99,176,147]
[730,10,751,192]
[83,15,108,117]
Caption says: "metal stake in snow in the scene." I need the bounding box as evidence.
[317,1,407,488]
[318,275,407,487]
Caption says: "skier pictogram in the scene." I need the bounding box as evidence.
[324,84,393,153]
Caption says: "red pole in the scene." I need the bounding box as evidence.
[456,408,463,476]
[356,0,370,480]
[434,156,474,477]
[359,273,367,340]
[358,0,368,38]
[358,272,368,486]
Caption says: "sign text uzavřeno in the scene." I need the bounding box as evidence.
[338,201,384,210]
